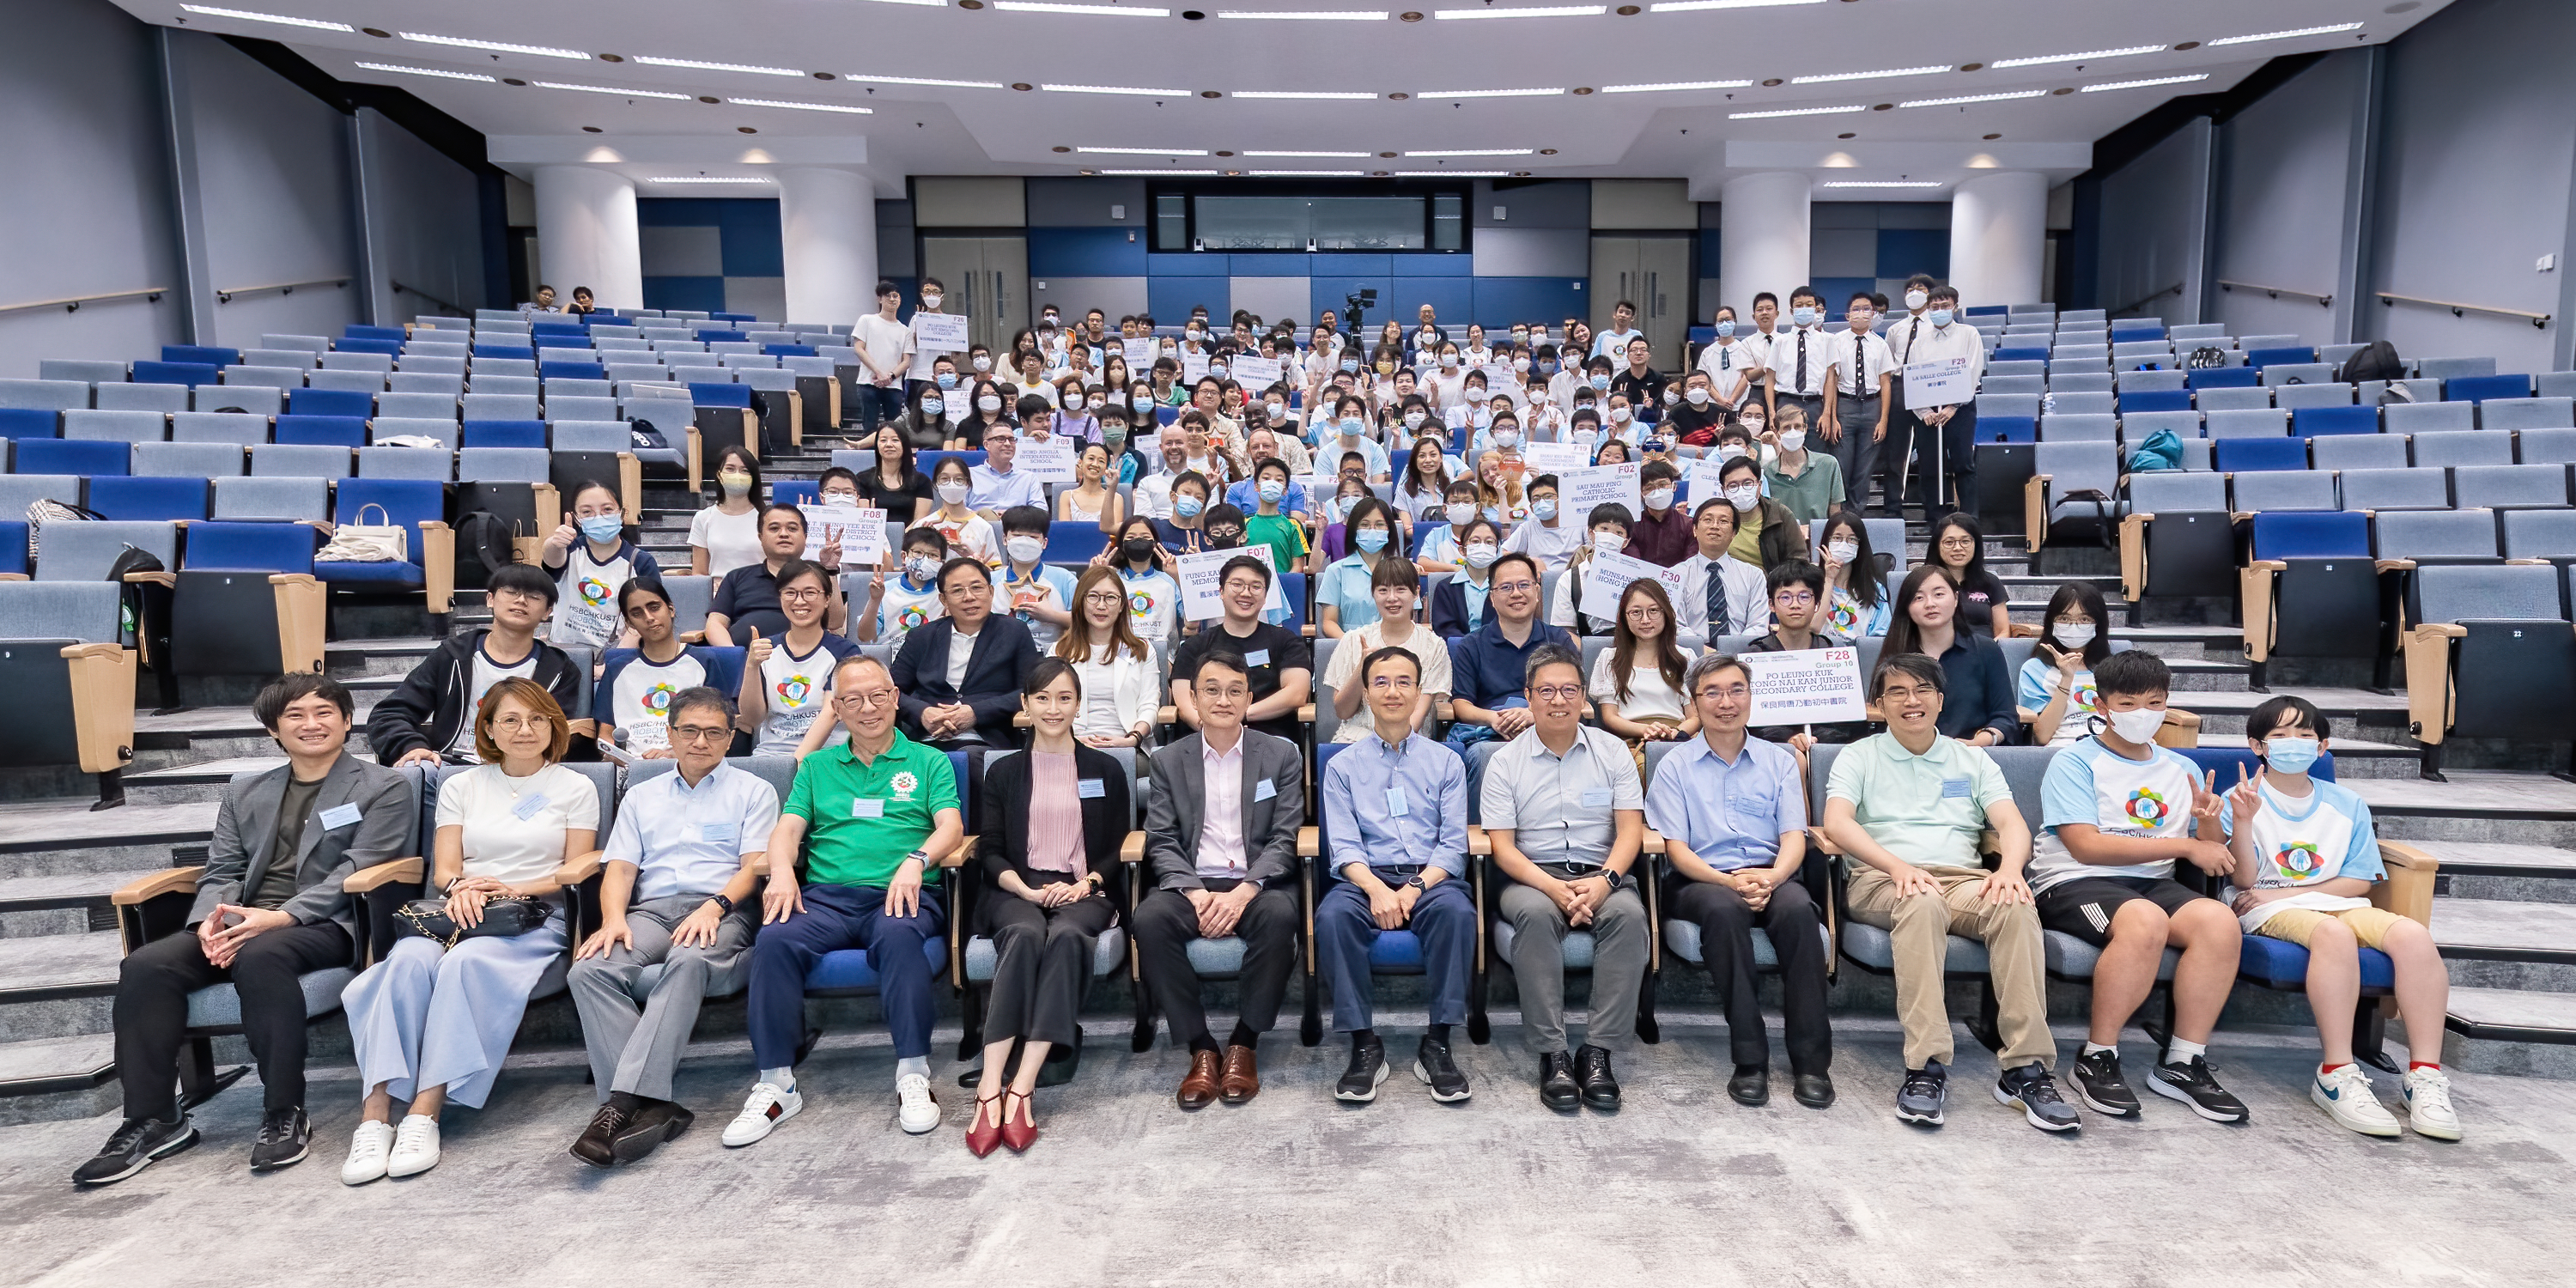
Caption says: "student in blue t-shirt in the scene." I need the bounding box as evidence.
[2026,650,2247,1125]
[2222,695,2461,1141]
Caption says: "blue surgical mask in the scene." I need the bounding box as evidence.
[579,515,623,544]
[1928,309,1954,327]
[1340,359,1359,373]
[1531,498,1558,521]
[1792,307,1819,326]
[1353,527,1388,553]
[1538,360,1559,375]
[1339,417,1364,437]
[1257,480,1285,503]
[1589,374,1611,391]
[2264,736,2321,775]
[1175,495,1204,519]
[1715,319,1735,337]
[937,373,958,390]
[920,398,945,416]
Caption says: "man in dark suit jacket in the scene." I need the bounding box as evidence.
[77,675,414,1186]
[890,557,1041,748]
[1134,650,1305,1110]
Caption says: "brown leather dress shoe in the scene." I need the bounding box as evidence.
[1219,1045,1261,1104]
[1176,1049,1221,1110]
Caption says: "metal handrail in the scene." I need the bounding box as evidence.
[0,286,167,317]
[2217,279,2333,307]
[2112,282,2184,317]
[215,276,349,304]
[391,280,467,317]
[2376,290,2552,330]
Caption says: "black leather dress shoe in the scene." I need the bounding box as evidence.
[1793,1072,1837,1110]
[1538,1050,1579,1111]
[1575,1044,1621,1111]
[1728,1065,1771,1107]
[612,1101,695,1163]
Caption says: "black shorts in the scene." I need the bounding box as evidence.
[2035,876,2210,947]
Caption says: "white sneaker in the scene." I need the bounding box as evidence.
[386,1115,441,1177]
[2312,1064,2401,1137]
[896,1072,941,1134]
[2403,1066,2464,1140]
[722,1082,802,1147]
[340,1120,394,1186]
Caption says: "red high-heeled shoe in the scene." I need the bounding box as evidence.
[965,1092,1005,1157]
[999,1090,1039,1153]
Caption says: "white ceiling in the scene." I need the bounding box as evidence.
[127,0,2448,197]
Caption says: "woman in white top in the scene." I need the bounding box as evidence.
[1056,440,1122,531]
[1321,560,1450,743]
[340,679,598,1184]
[1392,436,1452,524]
[540,480,659,653]
[2020,581,2111,745]
[919,456,999,566]
[1054,565,1157,746]
[1590,580,1697,768]
[687,447,763,577]
[740,560,862,756]
[596,579,709,756]
[1103,515,1182,649]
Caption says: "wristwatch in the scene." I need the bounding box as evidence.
[903,848,931,869]
[1404,874,1427,891]
[708,894,736,914]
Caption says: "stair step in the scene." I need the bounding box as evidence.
[0,1033,115,1096]
[2175,687,2410,717]
[0,931,122,1001]
[125,756,289,789]
[0,799,218,856]
[2426,842,2576,879]
[2446,987,2576,1045]
[2358,772,2576,823]
[2431,899,2576,964]
[0,869,161,914]
[136,704,380,747]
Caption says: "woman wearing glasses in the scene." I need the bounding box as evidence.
[1054,565,1158,748]
[733,560,861,756]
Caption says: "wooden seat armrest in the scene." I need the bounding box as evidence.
[941,835,976,868]
[1467,827,1492,857]
[2413,623,2469,640]
[2154,708,2201,750]
[121,570,177,587]
[1296,826,1321,858]
[1297,704,1316,722]
[343,857,424,894]
[2506,557,2554,566]
[677,630,708,645]
[2376,840,2439,928]
[59,641,126,661]
[1805,829,1846,858]
[1120,831,1146,865]
[553,849,605,886]
[2373,559,2417,574]
[1157,705,1178,726]
[2403,624,2461,744]
[1013,711,1033,727]
[112,866,204,906]
[2379,841,2439,874]
[0,573,27,582]
[2117,512,2149,602]
[2022,473,2050,552]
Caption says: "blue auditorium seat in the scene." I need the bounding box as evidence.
[272,414,368,447]
[460,419,548,449]
[2212,437,2307,472]
[2117,390,2192,415]
[87,476,209,521]
[289,387,374,418]
[2293,405,2379,437]
[0,409,60,440]
[2186,367,2260,390]
[161,345,240,368]
[17,438,129,477]
[2446,374,2533,404]
[2246,345,2319,368]
[133,361,221,387]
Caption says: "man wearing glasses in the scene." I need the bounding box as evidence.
[566,687,775,1167]
[1646,653,1832,1110]
[1484,644,1647,1112]
[1742,561,1869,763]
[1443,551,1577,822]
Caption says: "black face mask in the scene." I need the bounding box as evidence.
[1206,528,1245,549]
[1121,538,1158,564]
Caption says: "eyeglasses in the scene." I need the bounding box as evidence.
[1693,683,1750,702]
[1878,683,1938,702]
[1084,591,1125,606]
[489,713,550,732]
[1937,534,1976,547]
[1492,580,1537,595]
[836,688,896,708]
[670,724,731,744]
[1773,591,1817,607]
[1530,684,1584,702]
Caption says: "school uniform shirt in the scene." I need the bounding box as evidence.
[2016,658,2099,746]
[1502,519,1583,574]
[446,642,541,758]
[1888,315,1986,404]
[2220,779,2385,933]
[1824,584,1891,638]
[1315,553,1392,632]
[920,511,1000,566]
[1827,328,1895,401]
[1590,328,1643,361]
[2027,737,2204,891]
[599,649,710,754]
[606,762,781,902]
[1694,339,1763,407]
[752,633,863,755]
[688,507,762,579]
[434,762,600,890]
[999,562,1078,653]
[547,541,661,653]
[873,575,945,653]
[1771,326,1834,400]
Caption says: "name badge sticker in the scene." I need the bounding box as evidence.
[1580,787,1613,809]
[1386,787,1410,817]
[510,793,550,822]
[319,803,363,830]
[1245,648,1272,668]
[1940,776,1972,800]
[1253,778,1277,802]
[853,798,887,819]
[1077,778,1106,799]
[701,823,738,847]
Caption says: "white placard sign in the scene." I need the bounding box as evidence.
[1122,337,1160,369]
[799,504,886,566]
[1901,355,1973,410]
[1523,440,1586,475]
[1230,355,1284,390]
[1181,352,1210,386]
[1175,544,1287,622]
[1016,435,1078,483]
[1560,462,1642,516]
[1479,363,1516,392]
[1687,451,1753,504]
[1576,550,1687,622]
[1742,647,1867,726]
[914,313,969,353]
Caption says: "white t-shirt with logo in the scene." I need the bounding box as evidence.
[755,635,860,755]
[2029,737,2202,890]
[2221,779,2385,933]
[549,542,638,653]
[447,641,540,758]
[604,651,710,755]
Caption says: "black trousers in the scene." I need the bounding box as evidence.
[114,921,351,1120]
[1132,881,1297,1046]
[981,889,1116,1048]
[1888,402,1979,525]
[1666,877,1831,1074]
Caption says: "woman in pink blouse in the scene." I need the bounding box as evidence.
[965,659,1133,1156]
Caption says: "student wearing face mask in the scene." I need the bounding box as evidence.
[995,506,1078,652]
[902,277,950,393]
[1885,283,1984,525]
[1316,497,1399,639]
[1760,405,1844,528]
[920,457,999,567]
[1716,454,1803,569]
[1769,287,1832,440]
[1428,518,1503,637]
[1236,465,1313,578]
[688,447,765,578]
[1669,372,1727,447]
[1324,394,1393,481]
[1148,473,1214,557]
[896,377,955,452]
[1097,408,1149,489]
[540,481,660,653]
[2020,582,2112,746]
[1224,431,1311,519]
[1547,504,1637,636]
[1821,290,1893,512]
[951,379,1012,451]
[1444,375,1492,432]
[1694,305,1765,413]
[1623,460,1694,568]
[1471,409,1527,465]
[1601,393,1642,451]
[1500,474,1580,574]
[1814,510,1891,638]
[1414,479,1486,573]
[1103,516,1182,647]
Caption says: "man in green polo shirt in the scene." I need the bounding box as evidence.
[1823,652,2073,1133]
[726,655,963,1147]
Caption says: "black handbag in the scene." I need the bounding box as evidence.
[390,893,550,947]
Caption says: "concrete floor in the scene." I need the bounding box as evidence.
[5,1015,2574,1288]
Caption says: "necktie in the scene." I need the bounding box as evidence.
[1704,559,1730,636]
[1795,331,1809,394]
[1905,318,1923,363]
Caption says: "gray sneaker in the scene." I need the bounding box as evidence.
[1895,1060,1947,1126]
[1995,1061,2081,1132]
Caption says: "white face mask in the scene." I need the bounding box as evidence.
[1266,402,1285,419]
[1777,430,1805,453]
[2103,706,2166,745]
[1446,501,1477,525]
[1608,406,1631,424]
[1643,487,1675,513]
[905,555,941,581]
[1724,483,1760,511]
[1905,289,1929,311]
[1463,543,1498,568]
[921,293,944,310]
[937,482,969,504]
[1402,410,1427,429]
[1590,529,1625,553]
[972,355,992,372]
[1685,388,1710,406]
[977,395,1001,414]
[1826,539,1858,564]
[2055,623,2097,648]
[821,490,860,507]
[1005,535,1045,564]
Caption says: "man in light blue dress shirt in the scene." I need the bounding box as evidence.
[1317,646,1474,1104]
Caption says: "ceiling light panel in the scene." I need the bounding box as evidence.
[2080,73,2208,92]
[535,82,696,99]
[1232,90,1379,99]
[1218,9,1388,17]
[179,5,352,31]
[647,177,776,184]
[1397,170,1510,176]
[1415,87,1564,98]
[355,63,497,82]
[1728,104,1864,118]
[401,33,590,59]
[1433,3,1604,16]
[635,56,803,76]
[1820,180,1943,188]
[1899,89,2045,107]
[1405,149,1534,156]
[995,1,1170,14]
[1990,45,2164,68]
[729,97,873,112]
[1044,83,1192,95]
[1648,0,1823,9]
[1077,146,1212,155]
[1097,168,1221,175]
[1249,170,1368,176]
[848,73,1007,88]
[2209,22,2364,46]
[1601,79,1753,93]
[1243,149,1373,156]
[1790,64,1949,84]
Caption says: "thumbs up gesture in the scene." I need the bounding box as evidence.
[545,509,579,555]
[745,628,772,665]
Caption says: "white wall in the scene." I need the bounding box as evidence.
[0,0,183,375]
[360,108,486,324]
[182,32,361,349]
[2212,51,2366,345]
[2095,119,2210,325]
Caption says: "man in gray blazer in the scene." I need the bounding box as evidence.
[76,675,413,1186]
[1133,649,1305,1109]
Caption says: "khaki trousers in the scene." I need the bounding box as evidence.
[1844,866,2054,1072]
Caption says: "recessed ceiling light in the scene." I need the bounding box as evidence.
[502,78,526,86]
[355,62,498,82]
[1899,89,2046,107]
[1218,9,1387,17]
[581,125,603,133]
[697,95,720,103]
[1243,149,1373,156]
[995,1,1170,13]
[635,56,802,76]
[1249,170,1369,176]
[1836,131,1855,138]
[647,176,776,184]
[1415,87,1565,98]
[2080,73,2209,92]
[1405,149,1534,156]
[1044,83,1191,94]
[1990,45,2164,68]
[533,81,696,100]
[729,97,874,113]
[1078,146,1212,155]
[1728,104,1864,118]
[848,73,1007,88]
[599,54,624,62]
[1648,0,1821,9]
[361,27,390,37]
[401,33,590,59]
[1790,64,1949,84]
[1760,77,1783,86]
[737,126,758,133]
[179,6,353,32]
[1601,79,1753,93]
[1232,89,1379,99]
[1820,180,1943,188]
[1097,168,1221,175]
[1982,132,2002,139]
[2209,22,2364,46]
[1432,4,1605,17]
[1538,147,1557,154]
